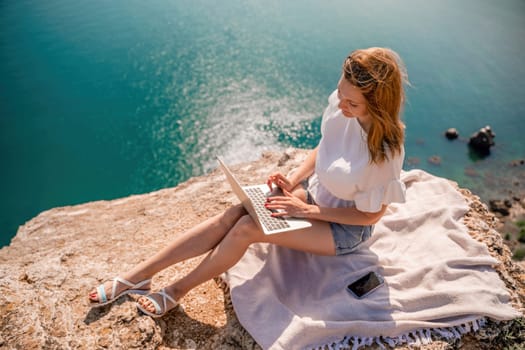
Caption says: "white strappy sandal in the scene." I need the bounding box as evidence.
[136,288,179,318]
[90,277,151,307]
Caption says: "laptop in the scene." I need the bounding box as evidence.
[217,157,312,235]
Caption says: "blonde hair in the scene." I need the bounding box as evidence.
[343,47,408,164]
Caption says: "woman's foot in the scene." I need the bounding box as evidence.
[136,288,179,318]
[88,276,151,307]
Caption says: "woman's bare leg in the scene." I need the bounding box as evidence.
[89,204,246,302]
[138,214,335,313]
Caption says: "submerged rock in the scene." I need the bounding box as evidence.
[510,159,525,167]
[464,167,479,177]
[427,155,442,165]
[490,199,512,216]
[406,157,420,167]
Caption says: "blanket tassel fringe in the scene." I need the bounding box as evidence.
[311,318,487,350]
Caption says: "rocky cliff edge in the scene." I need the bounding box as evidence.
[0,149,523,349]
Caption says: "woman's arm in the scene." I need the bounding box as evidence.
[267,146,318,191]
[306,204,387,226]
[266,191,387,226]
[288,146,318,187]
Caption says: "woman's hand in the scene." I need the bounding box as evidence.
[267,173,295,192]
[265,189,313,218]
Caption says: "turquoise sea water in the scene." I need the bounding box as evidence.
[1,0,524,247]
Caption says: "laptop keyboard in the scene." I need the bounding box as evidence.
[244,187,290,232]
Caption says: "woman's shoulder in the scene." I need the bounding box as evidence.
[327,89,338,106]
[320,90,342,134]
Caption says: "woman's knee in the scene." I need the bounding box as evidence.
[227,215,262,244]
[218,204,247,232]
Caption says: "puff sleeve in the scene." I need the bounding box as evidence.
[354,178,406,213]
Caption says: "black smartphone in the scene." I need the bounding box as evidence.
[346,271,384,298]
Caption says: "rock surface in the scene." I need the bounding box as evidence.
[0,149,523,349]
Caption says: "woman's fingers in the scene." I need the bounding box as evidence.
[267,173,281,190]
[265,199,289,210]
[273,177,286,188]
[270,210,287,217]
[282,188,293,197]
[266,196,298,209]
[267,173,292,192]
[264,199,288,217]
[265,199,285,208]
[266,195,287,203]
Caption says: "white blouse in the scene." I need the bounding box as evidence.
[307,90,406,213]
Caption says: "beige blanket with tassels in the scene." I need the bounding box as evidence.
[223,169,521,350]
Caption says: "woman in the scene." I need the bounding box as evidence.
[89,47,408,318]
